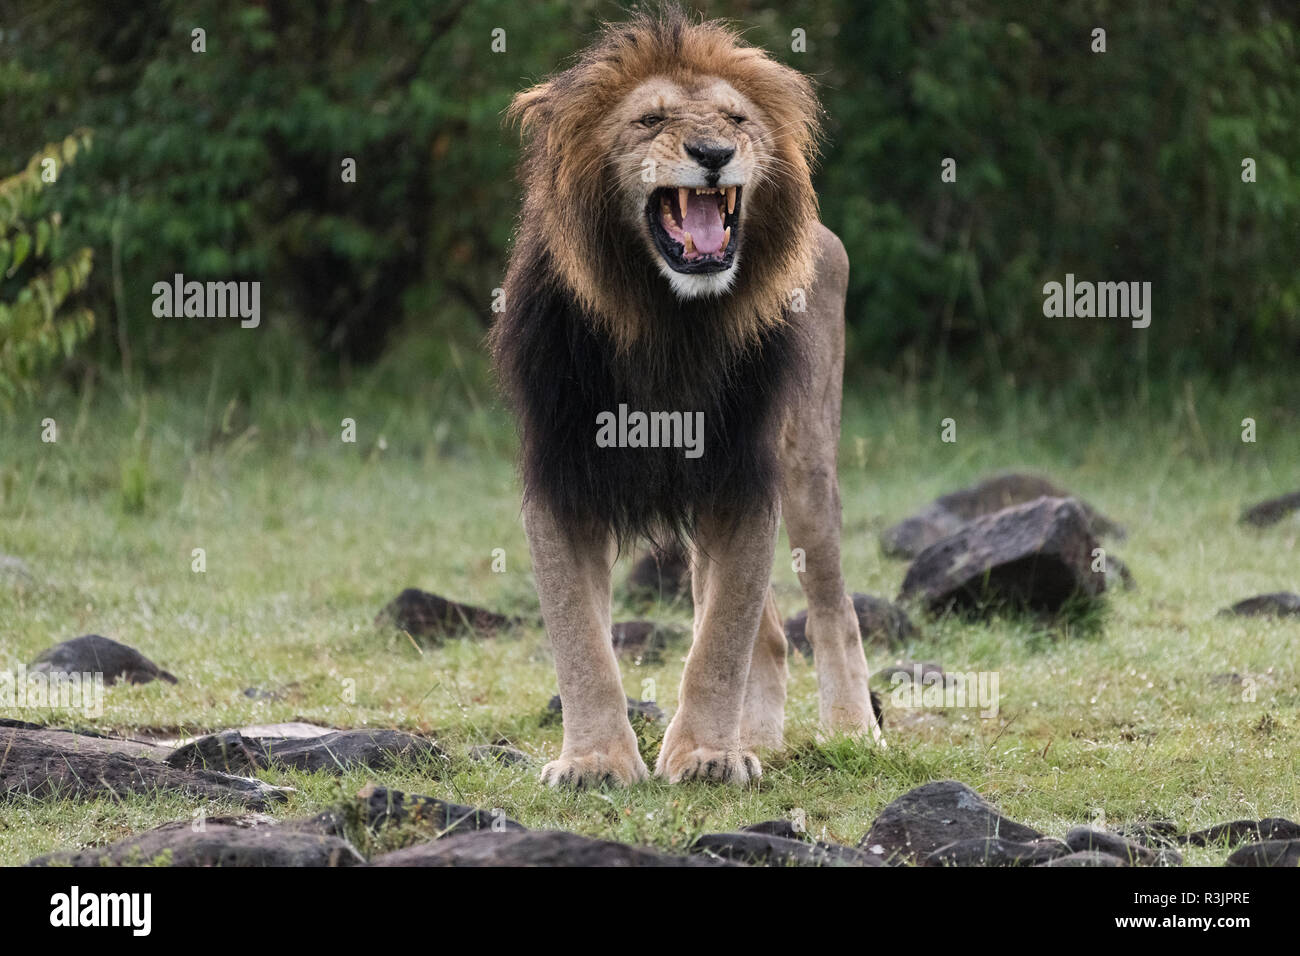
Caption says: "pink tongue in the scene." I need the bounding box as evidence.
[682,193,724,253]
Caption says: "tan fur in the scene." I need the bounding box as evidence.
[506,11,882,788]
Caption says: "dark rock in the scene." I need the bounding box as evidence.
[741,819,806,840]
[26,822,363,867]
[785,593,917,656]
[0,727,286,808]
[547,694,664,723]
[1037,850,1129,867]
[1225,840,1300,867]
[1113,821,1182,848]
[624,545,691,602]
[369,829,712,867]
[1240,491,1300,528]
[165,730,269,774]
[1220,593,1300,617]
[469,743,530,766]
[376,588,520,640]
[28,634,177,686]
[898,497,1105,614]
[1181,818,1300,847]
[858,780,1041,863]
[692,831,881,866]
[355,783,524,836]
[1260,818,1300,841]
[1065,826,1181,865]
[610,620,678,658]
[261,730,445,774]
[922,836,1069,867]
[881,473,1125,559]
[0,725,167,760]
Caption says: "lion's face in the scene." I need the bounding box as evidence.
[603,77,771,299]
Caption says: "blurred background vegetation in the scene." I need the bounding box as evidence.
[0,0,1296,408]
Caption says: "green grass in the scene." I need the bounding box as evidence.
[1,366,1298,866]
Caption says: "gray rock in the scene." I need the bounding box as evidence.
[692,832,882,867]
[1220,593,1300,617]
[624,545,691,603]
[1181,818,1300,847]
[923,836,1070,867]
[859,780,1041,863]
[1113,820,1182,848]
[882,473,1125,559]
[785,593,918,655]
[28,634,177,686]
[354,783,525,836]
[547,694,664,723]
[261,730,445,773]
[1225,840,1300,867]
[1065,826,1181,865]
[369,829,712,867]
[741,819,806,840]
[165,730,268,773]
[1037,850,1130,867]
[1240,491,1300,528]
[376,588,521,640]
[610,620,680,659]
[469,743,530,766]
[899,497,1105,614]
[0,727,286,808]
[26,821,363,867]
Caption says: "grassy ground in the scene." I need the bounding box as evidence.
[1,361,1298,866]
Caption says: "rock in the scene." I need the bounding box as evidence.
[261,730,445,774]
[881,473,1125,559]
[1225,840,1300,867]
[1240,491,1300,528]
[376,588,520,640]
[1181,818,1300,847]
[165,730,269,774]
[922,836,1070,867]
[28,634,177,686]
[1065,826,1181,865]
[898,497,1105,614]
[0,727,286,808]
[1038,850,1129,867]
[237,721,335,739]
[624,545,691,602]
[547,694,664,723]
[1113,821,1182,848]
[1220,593,1300,617]
[859,781,1041,863]
[469,743,530,766]
[610,620,678,659]
[785,593,918,656]
[691,832,881,866]
[1,725,168,760]
[741,819,806,840]
[875,661,949,685]
[368,829,711,867]
[27,822,363,867]
[354,783,525,836]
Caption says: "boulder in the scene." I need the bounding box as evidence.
[368,829,710,867]
[691,831,881,866]
[1065,826,1182,865]
[165,728,444,775]
[858,780,1041,863]
[1225,840,1300,867]
[376,588,521,640]
[785,593,917,656]
[881,473,1124,559]
[353,783,525,836]
[898,497,1105,614]
[1037,850,1129,867]
[28,634,176,686]
[1220,593,1300,617]
[1240,491,1300,528]
[27,821,363,867]
[922,836,1069,867]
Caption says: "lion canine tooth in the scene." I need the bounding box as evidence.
[726,186,736,214]
[722,226,731,251]
[683,231,695,254]
[678,187,689,216]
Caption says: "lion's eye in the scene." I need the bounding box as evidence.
[728,114,747,124]
[640,114,664,127]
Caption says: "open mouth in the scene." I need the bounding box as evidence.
[646,185,741,273]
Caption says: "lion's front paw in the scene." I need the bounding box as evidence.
[539,747,649,789]
[655,742,761,785]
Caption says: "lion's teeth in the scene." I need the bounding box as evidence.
[678,187,689,216]
[683,231,695,253]
[721,226,731,251]
[726,186,736,214]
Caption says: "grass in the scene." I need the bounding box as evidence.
[1,359,1298,866]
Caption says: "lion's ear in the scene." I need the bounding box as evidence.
[507,81,553,137]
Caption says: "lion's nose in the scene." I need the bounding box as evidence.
[684,141,735,171]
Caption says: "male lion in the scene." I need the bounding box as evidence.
[492,8,883,787]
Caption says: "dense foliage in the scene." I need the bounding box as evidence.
[1,0,1295,390]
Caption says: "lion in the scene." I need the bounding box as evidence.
[491,7,883,787]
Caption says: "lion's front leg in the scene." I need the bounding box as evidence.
[656,506,778,785]
[524,500,648,788]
